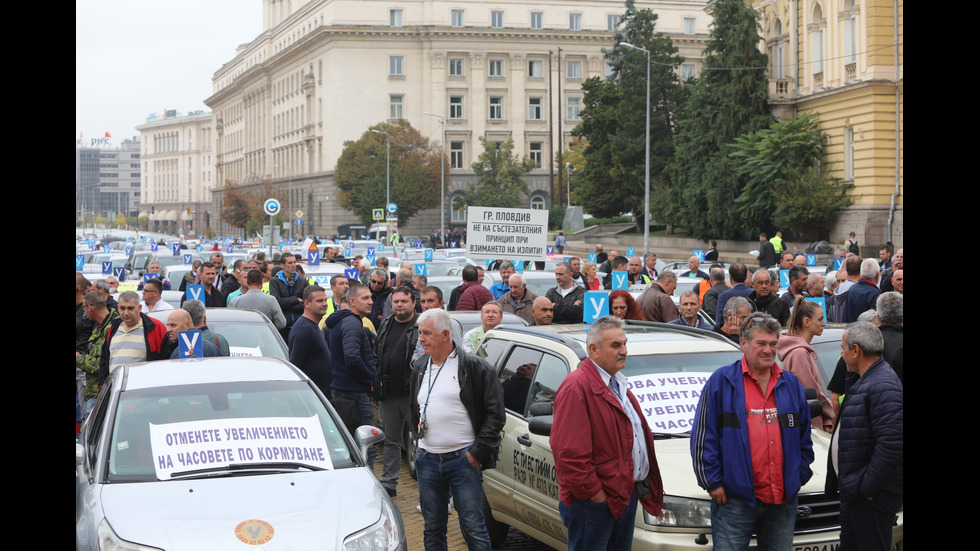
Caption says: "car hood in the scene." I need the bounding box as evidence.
[101,468,386,549]
[654,432,832,499]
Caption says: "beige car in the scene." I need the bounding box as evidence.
[473,322,903,551]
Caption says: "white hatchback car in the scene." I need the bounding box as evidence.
[76,357,405,550]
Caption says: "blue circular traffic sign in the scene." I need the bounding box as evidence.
[386,203,398,215]
[264,198,281,216]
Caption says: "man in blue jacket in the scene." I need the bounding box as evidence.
[324,281,378,466]
[692,312,814,550]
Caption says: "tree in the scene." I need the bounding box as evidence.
[467,138,536,208]
[729,113,855,240]
[572,0,688,225]
[668,0,772,239]
[220,179,258,238]
[556,136,588,206]
[335,119,445,225]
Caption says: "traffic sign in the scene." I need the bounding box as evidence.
[263,198,281,216]
[386,203,398,215]
[373,209,384,221]
[295,210,304,218]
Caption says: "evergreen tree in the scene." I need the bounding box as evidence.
[668,0,772,239]
[573,0,687,225]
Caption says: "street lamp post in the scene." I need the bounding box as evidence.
[423,112,446,247]
[273,164,292,241]
[620,42,651,257]
[370,129,391,240]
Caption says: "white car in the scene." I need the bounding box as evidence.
[472,322,903,550]
[76,357,405,550]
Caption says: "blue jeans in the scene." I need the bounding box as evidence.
[558,488,638,551]
[416,446,491,551]
[710,495,797,551]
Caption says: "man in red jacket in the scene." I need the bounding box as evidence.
[551,316,663,550]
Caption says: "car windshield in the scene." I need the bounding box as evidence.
[622,350,743,435]
[107,380,355,482]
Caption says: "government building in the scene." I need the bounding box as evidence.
[205,0,711,238]
[751,0,903,247]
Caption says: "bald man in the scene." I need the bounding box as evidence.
[166,309,222,359]
[531,296,554,326]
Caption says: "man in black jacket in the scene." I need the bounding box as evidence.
[269,253,308,341]
[374,286,420,497]
[411,308,504,550]
[748,269,789,326]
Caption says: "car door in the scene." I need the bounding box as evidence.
[491,343,570,547]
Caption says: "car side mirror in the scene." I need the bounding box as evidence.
[354,425,385,463]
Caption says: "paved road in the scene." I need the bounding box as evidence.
[375,446,556,550]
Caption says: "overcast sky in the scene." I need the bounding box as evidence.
[76,0,262,144]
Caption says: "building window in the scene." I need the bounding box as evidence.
[566,60,581,79]
[451,9,464,27]
[449,96,464,119]
[390,9,402,27]
[449,58,464,76]
[390,95,403,119]
[389,56,403,76]
[681,64,695,81]
[528,60,542,78]
[528,97,542,120]
[530,194,547,210]
[529,142,543,167]
[607,14,620,31]
[844,127,854,180]
[567,97,581,121]
[811,4,824,75]
[489,96,503,120]
[683,17,695,34]
[451,193,467,223]
[569,13,581,30]
[491,10,503,28]
[450,141,465,168]
[489,59,503,77]
[843,1,857,66]
[530,12,542,29]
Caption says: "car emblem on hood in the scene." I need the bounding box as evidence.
[235,519,275,545]
[796,506,813,519]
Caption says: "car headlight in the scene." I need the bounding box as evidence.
[96,518,164,551]
[643,495,712,528]
[343,496,403,550]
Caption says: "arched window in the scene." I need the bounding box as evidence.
[529,193,548,210]
[810,4,825,78]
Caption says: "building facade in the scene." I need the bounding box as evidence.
[136,111,216,236]
[75,138,142,223]
[206,0,710,238]
[752,0,903,248]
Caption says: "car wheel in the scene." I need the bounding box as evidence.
[404,425,418,480]
[483,493,508,547]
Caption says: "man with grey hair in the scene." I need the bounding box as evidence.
[497,272,537,324]
[637,270,678,323]
[411,308,504,550]
[875,292,903,384]
[828,321,903,551]
[714,296,753,343]
[181,299,230,356]
[843,258,881,323]
[692,312,813,551]
[551,315,664,549]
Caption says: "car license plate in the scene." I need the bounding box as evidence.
[794,542,839,551]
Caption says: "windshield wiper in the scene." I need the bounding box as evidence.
[170,462,326,479]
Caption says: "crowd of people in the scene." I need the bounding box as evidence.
[76,233,903,550]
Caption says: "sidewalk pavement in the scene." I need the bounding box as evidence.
[375,446,555,550]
